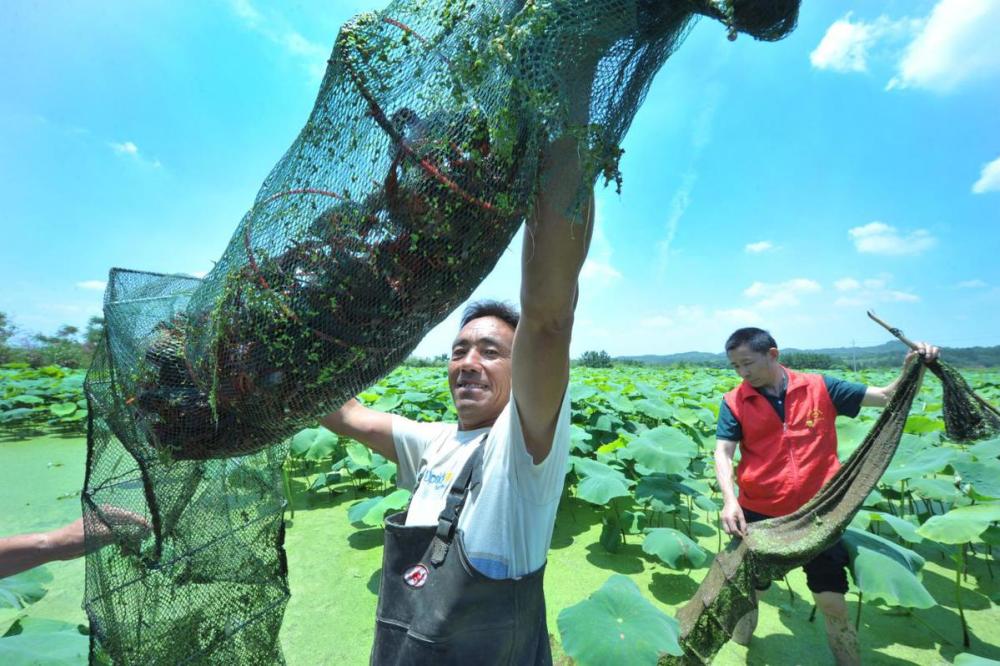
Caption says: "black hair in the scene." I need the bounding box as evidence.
[725,327,777,354]
[460,299,520,331]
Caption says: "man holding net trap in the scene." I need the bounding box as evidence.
[714,326,939,665]
[321,130,592,663]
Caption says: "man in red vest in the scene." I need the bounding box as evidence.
[714,327,938,666]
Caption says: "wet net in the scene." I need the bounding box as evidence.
[81,0,801,663]
[669,359,1000,664]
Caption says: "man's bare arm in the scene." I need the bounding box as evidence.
[512,133,594,465]
[1,508,150,578]
[320,398,398,462]
[714,438,747,537]
[0,529,73,578]
[861,341,939,407]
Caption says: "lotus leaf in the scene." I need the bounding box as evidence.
[372,394,402,412]
[981,525,1000,547]
[605,393,635,414]
[0,568,53,610]
[694,495,719,513]
[952,459,1000,499]
[347,489,412,526]
[290,427,340,461]
[916,502,1000,544]
[557,574,682,665]
[954,654,1000,666]
[843,529,926,573]
[571,384,599,402]
[908,477,961,502]
[346,442,374,469]
[0,618,88,665]
[642,528,708,569]
[577,475,632,506]
[47,402,76,417]
[855,511,922,543]
[904,414,945,435]
[372,460,398,483]
[969,437,1000,460]
[835,418,871,459]
[847,546,935,609]
[882,447,954,485]
[0,608,25,637]
[635,400,675,421]
[627,439,692,476]
[572,457,627,483]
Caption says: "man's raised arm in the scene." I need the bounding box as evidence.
[861,341,940,407]
[513,134,594,464]
[320,398,398,462]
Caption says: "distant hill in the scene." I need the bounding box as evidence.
[618,341,1000,369]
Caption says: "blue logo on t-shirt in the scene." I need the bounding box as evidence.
[417,469,454,495]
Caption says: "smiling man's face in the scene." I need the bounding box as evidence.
[447,316,514,431]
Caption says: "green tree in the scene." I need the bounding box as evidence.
[780,352,840,370]
[0,311,15,345]
[85,316,105,350]
[579,350,613,368]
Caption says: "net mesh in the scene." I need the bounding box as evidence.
[669,359,999,664]
[81,1,801,662]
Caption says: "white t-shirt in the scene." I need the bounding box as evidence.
[391,390,570,580]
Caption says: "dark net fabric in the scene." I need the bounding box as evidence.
[84,270,290,664]
[670,360,999,664]
[82,1,801,663]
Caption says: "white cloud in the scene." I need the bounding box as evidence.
[229,0,262,25]
[579,198,621,286]
[813,3,1000,94]
[109,140,162,168]
[76,280,107,290]
[283,32,327,59]
[957,279,987,289]
[834,278,860,291]
[810,14,919,74]
[887,290,920,302]
[972,155,1000,194]
[863,277,887,290]
[111,141,138,156]
[657,172,695,274]
[832,274,918,307]
[848,221,936,256]
[580,260,621,282]
[745,240,774,254]
[835,290,918,307]
[657,90,720,275]
[228,0,329,80]
[810,13,884,72]
[744,278,821,310]
[640,306,761,331]
[640,315,675,329]
[888,0,1000,93]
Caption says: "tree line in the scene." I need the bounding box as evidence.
[0,311,103,369]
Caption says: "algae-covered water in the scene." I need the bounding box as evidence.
[2,436,999,664]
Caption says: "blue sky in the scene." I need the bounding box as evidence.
[1,0,998,358]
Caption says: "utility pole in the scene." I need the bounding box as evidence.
[851,339,857,372]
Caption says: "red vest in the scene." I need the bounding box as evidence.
[723,368,840,517]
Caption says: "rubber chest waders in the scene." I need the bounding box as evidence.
[371,437,552,665]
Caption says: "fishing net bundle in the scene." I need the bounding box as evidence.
[669,359,1000,664]
[82,1,802,663]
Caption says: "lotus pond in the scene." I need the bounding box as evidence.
[2,364,1000,664]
